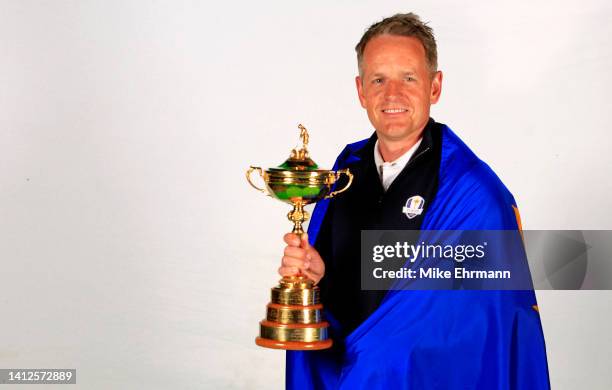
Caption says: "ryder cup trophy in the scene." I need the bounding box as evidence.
[246,124,353,350]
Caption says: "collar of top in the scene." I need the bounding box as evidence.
[373,137,423,191]
[373,137,423,169]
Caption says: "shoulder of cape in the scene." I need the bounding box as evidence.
[420,124,520,230]
[437,124,516,207]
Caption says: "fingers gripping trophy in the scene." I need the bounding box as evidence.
[246,124,353,350]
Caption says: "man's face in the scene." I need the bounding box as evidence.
[356,35,442,143]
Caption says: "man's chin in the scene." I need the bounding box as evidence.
[376,126,415,141]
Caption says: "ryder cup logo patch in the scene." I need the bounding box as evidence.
[402,195,425,219]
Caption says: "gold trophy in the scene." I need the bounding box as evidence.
[246,124,353,350]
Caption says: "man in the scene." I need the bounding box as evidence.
[279,13,550,389]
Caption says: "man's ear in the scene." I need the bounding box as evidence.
[430,71,443,104]
[355,76,367,109]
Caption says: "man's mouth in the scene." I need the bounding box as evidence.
[382,108,407,113]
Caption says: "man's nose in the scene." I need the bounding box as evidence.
[384,80,401,99]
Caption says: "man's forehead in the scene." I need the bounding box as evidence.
[362,54,422,75]
[362,36,426,65]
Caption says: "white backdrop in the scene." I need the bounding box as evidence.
[1,1,611,389]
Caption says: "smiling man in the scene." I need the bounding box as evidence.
[280,13,550,389]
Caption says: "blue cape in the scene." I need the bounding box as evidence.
[286,125,550,389]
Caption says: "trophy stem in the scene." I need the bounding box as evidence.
[287,201,310,236]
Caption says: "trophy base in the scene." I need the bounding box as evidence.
[255,337,332,350]
[256,276,333,351]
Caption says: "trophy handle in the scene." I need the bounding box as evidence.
[246,166,269,194]
[325,169,353,199]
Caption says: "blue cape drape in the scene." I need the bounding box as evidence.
[286,125,550,389]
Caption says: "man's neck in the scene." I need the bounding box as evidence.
[377,130,424,162]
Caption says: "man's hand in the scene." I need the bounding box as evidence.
[278,233,325,284]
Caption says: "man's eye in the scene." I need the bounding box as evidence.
[405,76,416,82]
[373,78,383,84]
